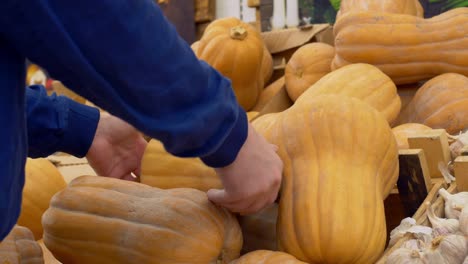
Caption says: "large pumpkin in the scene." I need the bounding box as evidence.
[296,63,401,125]
[252,77,286,112]
[262,45,273,85]
[392,123,432,149]
[239,204,278,254]
[396,73,468,134]
[17,158,67,240]
[230,250,307,264]
[336,0,424,20]
[0,225,44,264]
[285,43,335,101]
[140,139,221,191]
[332,8,468,85]
[196,18,264,110]
[253,95,399,263]
[42,176,242,263]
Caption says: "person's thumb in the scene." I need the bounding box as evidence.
[207,189,229,204]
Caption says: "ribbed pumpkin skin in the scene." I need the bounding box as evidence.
[191,41,200,53]
[396,73,468,134]
[262,45,273,85]
[0,226,44,264]
[230,250,307,264]
[196,18,264,111]
[239,205,278,254]
[392,123,432,149]
[296,63,401,125]
[42,176,242,264]
[38,240,61,264]
[18,158,67,240]
[285,43,335,101]
[252,77,285,112]
[333,9,468,85]
[336,0,424,20]
[253,95,398,263]
[140,139,220,192]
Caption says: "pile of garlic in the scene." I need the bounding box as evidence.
[386,188,468,264]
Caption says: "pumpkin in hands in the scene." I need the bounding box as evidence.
[252,95,399,263]
[42,176,242,264]
[0,225,44,264]
[195,18,264,111]
[140,139,220,191]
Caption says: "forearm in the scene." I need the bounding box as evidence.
[0,0,247,167]
[26,85,99,158]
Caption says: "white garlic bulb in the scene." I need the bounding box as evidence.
[389,217,432,246]
[386,248,425,264]
[423,235,468,264]
[458,205,468,236]
[426,202,460,236]
[438,189,468,219]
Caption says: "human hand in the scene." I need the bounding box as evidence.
[86,113,148,181]
[207,123,283,215]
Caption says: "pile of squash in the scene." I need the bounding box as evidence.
[3,1,468,263]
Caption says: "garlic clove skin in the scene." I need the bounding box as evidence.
[423,235,468,264]
[458,205,468,236]
[438,189,468,219]
[402,239,427,251]
[389,217,417,246]
[426,202,460,236]
[386,247,425,264]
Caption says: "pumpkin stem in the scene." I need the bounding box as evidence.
[230,26,248,40]
[431,236,444,248]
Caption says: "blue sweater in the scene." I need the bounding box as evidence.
[0,0,247,240]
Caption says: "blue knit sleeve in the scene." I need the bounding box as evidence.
[0,0,247,168]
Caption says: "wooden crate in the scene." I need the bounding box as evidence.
[376,183,458,263]
[195,0,216,23]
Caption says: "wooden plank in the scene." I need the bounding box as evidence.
[195,0,216,23]
[454,156,468,191]
[397,149,432,216]
[157,0,196,44]
[408,129,451,179]
[248,0,260,7]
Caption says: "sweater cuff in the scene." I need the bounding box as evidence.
[58,98,100,157]
[201,106,248,168]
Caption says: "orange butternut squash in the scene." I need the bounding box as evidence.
[396,73,468,134]
[0,225,43,264]
[336,0,424,20]
[253,94,399,263]
[230,250,307,264]
[196,18,264,110]
[42,176,242,263]
[17,158,67,240]
[296,63,401,125]
[140,139,220,191]
[333,8,468,85]
[285,43,335,101]
[392,123,432,149]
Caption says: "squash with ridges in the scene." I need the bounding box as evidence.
[230,250,307,264]
[42,176,242,264]
[333,9,468,85]
[253,94,398,263]
[336,0,424,20]
[0,225,44,264]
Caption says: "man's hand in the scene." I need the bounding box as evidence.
[207,123,283,215]
[86,113,148,181]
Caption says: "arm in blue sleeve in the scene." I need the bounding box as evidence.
[26,85,99,158]
[0,0,247,168]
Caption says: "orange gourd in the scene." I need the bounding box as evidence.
[333,9,468,85]
[0,225,44,264]
[230,250,307,264]
[42,176,242,263]
[396,73,468,134]
[296,63,401,125]
[252,77,286,112]
[336,0,424,20]
[392,123,432,149]
[262,45,273,85]
[285,43,334,101]
[253,95,399,263]
[17,158,67,240]
[196,18,264,110]
[140,139,220,191]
